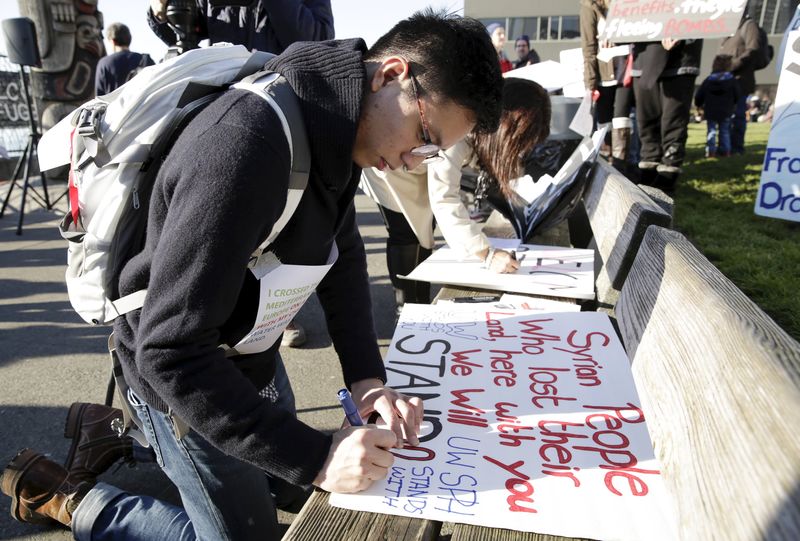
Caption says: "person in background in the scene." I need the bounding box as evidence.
[579,0,634,177]
[147,0,334,54]
[718,9,761,155]
[486,22,513,72]
[149,0,335,347]
[94,23,154,96]
[513,35,540,69]
[0,10,503,539]
[694,54,741,158]
[631,37,702,193]
[360,78,551,315]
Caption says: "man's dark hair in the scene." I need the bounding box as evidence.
[107,23,132,47]
[365,9,503,134]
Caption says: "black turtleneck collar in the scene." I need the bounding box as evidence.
[265,39,368,193]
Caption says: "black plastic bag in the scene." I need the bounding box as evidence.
[470,138,595,243]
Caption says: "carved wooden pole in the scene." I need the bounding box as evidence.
[17,0,105,132]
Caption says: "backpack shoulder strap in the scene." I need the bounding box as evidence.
[232,72,311,260]
[109,71,309,318]
[234,51,274,80]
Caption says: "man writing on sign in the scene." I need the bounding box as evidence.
[1,10,503,540]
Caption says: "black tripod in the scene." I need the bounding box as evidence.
[0,64,52,235]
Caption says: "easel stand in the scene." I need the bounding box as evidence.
[0,65,52,235]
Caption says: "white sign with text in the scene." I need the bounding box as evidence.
[330,306,676,540]
[755,23,800,222]
[403,238,595,300]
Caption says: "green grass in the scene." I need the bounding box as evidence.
[673,122,800,341]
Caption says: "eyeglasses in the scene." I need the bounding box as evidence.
[408,68,443,164]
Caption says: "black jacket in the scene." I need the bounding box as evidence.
[632,39,703,88]
[148,0,335,54]
[114,39,384,486]
[695,71,741,122]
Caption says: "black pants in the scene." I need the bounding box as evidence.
[378,205,433,306]
[595,85,634,125]
[633,74,696,167]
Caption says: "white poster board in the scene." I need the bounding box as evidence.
[505,60,582,93]
[601,0,746,42]
[330,306,677,541]
[755,25,800,222]
[403,238,595,300]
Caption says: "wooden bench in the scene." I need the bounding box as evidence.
[616,225,800,540]
[286,209,800,540]
[283,490,439,541]
[572,159,672,313]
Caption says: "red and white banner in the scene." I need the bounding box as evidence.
[601,0,746,42]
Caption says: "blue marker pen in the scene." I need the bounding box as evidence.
[337,388,363,426]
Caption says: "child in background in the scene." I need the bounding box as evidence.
[694,54,741,157]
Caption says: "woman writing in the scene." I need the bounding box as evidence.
[360,77,551,314]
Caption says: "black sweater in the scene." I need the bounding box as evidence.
[113,39,386,485]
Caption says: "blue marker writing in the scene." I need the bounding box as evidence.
[337,388,363,426]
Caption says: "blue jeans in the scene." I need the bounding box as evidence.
[72,355,296,541]
[731,94,747,154]
[706,118,732,156]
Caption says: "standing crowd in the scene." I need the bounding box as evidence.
[578,0,769,192]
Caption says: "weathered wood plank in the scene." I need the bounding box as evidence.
[636,184,674,223]
[583,160,671,293]
[282,490,440,541]
[616,226,800,541]
[451,523,592,541]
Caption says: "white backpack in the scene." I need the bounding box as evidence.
[38,44,310,325]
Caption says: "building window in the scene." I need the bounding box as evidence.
[538,17,549,40]
[561,16,581,39]
[548,16,561,40]
[752,0,798,34]
[507,17,538,41]
[504,15,582,41]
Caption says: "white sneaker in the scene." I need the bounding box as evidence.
[281,320,306,348]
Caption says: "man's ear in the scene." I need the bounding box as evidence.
[369,56,409,92]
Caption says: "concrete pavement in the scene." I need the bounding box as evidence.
[0,179,413,540]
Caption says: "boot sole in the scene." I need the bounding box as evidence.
[1,448,56,525]
[63,402,89,473]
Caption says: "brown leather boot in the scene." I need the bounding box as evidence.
[64,402,134,483]
[1,448,93,526]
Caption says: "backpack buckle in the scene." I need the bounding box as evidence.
[76,104,107,140]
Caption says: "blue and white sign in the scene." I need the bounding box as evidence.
[756,24,800,222]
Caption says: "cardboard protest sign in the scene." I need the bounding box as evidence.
[755,21,800,222]
[330,306,676,540]
[403,238,595,300]
[600,0,746,42]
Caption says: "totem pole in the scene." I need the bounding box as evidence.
[17,0,104,132]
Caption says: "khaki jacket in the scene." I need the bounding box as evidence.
[580,0,617,90]
[360,140,490,255]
